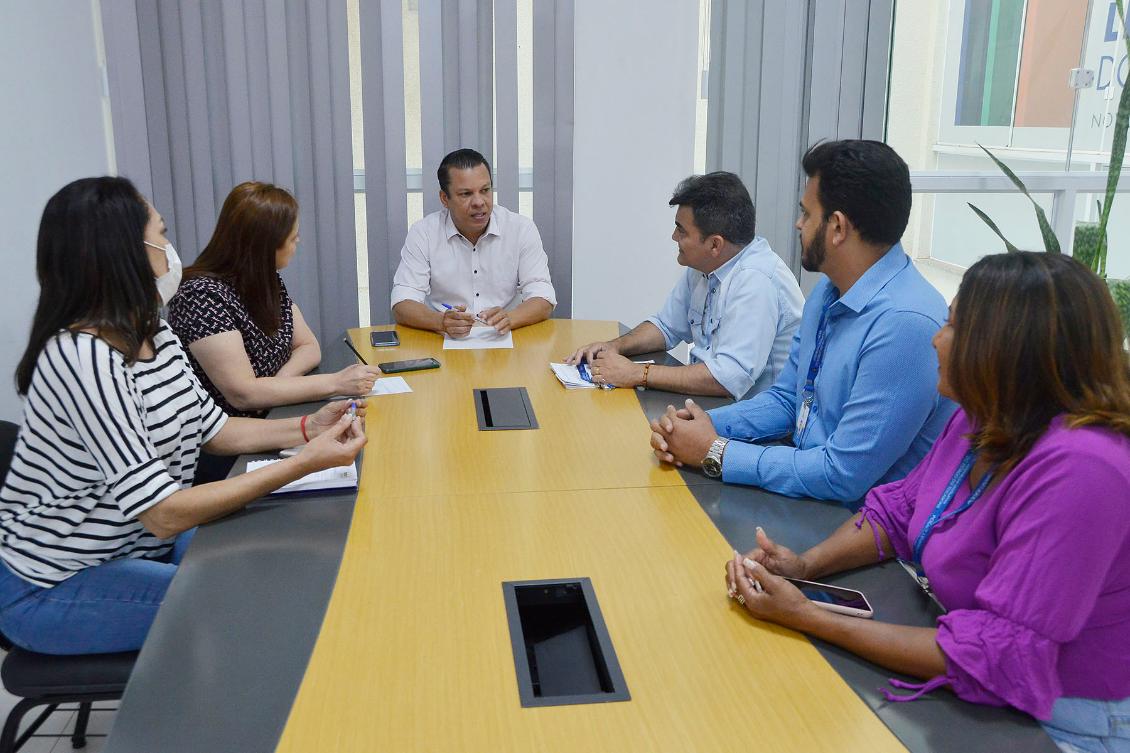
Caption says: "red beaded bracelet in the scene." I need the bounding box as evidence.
[300,415,310,443]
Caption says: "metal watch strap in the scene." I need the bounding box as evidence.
[703,437,729,477]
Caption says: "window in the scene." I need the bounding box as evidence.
[887,0,1128,297]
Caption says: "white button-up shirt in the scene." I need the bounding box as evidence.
[645,237,804,400]
[390,205,557,316]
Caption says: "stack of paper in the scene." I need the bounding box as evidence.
[443,326,514,350]
[549,362,599,389]
[548,360,658,390]
[246,458,358,495]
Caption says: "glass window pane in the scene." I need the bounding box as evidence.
[1070,2,1129,163]
[887,0,1089,170]
[954,0,1023,127]
[517,0,533,196]
[905,191,1055,268]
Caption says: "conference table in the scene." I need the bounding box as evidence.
[105,319,1056,752]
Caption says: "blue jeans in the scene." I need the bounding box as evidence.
[1042,696,1130,753]
[0,529,195,655]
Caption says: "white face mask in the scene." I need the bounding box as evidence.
[145,241,183,306]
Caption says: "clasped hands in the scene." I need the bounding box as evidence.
[649,398,720,468]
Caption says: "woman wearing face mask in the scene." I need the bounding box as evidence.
[0,177,367,654]
[723,252,1130,751]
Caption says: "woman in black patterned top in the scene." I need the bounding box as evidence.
[168,182,381,418]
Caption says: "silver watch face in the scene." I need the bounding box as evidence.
[702,456,722,477]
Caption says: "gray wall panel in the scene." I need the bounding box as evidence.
[706,0,894,280]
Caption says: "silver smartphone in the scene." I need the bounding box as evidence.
[784,577,874,618]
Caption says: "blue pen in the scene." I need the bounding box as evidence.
[347,401,357,422]
[440,303,485,324]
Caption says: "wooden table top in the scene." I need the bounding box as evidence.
[274,320,906,752]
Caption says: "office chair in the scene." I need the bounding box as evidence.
[0,419,137,752]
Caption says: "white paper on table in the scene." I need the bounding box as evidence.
[247,458,358,495]
[549,362,596,389]
[548,360,657,390]
[367,376,412,395]
[442,326,514,350]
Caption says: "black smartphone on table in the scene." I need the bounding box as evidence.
[370,330,400,347]
[378,357,440,374]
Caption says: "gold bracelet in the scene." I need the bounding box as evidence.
[641,362,651,389]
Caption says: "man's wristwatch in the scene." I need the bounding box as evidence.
[701,437,729,478]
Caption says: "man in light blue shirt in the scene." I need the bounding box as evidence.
[566,172,803,399]
[650,141,955,507]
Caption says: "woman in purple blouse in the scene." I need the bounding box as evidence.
[725,252,1130,752]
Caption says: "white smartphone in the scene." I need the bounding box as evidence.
[784,577,874,619]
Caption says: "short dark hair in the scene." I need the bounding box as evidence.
[16,177,157,394]
[668,172,756,245]
[438,148,492,196]
[801,140,911,246]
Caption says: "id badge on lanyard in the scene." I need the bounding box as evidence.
[797,395,813,432]
[797,303,832,436]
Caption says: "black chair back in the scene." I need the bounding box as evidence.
[0,420,16,490]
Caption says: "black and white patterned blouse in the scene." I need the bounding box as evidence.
[167,274,295,417]
[0,324,228,586]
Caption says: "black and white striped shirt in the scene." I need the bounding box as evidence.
[0,322,227,587]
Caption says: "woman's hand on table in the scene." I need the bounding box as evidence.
[741,526,809,580]
[333,364,382,396]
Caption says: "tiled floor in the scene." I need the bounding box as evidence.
[0,659,117,753]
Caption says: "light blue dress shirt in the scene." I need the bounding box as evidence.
[708,243,956,506]
[645,237,804,399]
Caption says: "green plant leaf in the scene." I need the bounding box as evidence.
[1093,5,1130,275]
[969,202,1020,253]
[1096,0,1130,277]
[976,144,1061,252]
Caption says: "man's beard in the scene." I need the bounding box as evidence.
[800,220,827,273]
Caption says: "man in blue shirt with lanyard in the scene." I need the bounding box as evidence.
[650,140,954,507]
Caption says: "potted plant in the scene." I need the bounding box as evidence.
[969,0,1130,344]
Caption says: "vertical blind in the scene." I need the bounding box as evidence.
[102,0,358,359]
[706,0,894,278]
[357,0,575,322]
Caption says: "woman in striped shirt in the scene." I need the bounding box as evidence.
[0,177,367,655]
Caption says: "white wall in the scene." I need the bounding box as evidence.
[0,1,113,421]
[571,0,700,330]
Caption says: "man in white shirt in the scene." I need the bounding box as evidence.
[391,148,556,336]
[566,172,803,399]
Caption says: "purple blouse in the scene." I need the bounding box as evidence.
[861,409,1130,720]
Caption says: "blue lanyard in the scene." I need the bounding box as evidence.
[802,303,833,399]
[795,300,834,439]
[910,450,994,576]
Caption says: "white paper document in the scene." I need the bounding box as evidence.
[246,458,358,495]
[368,376,412,395]
[443,326,514,350]
[549,362,599,389]
[548,360,656,390]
